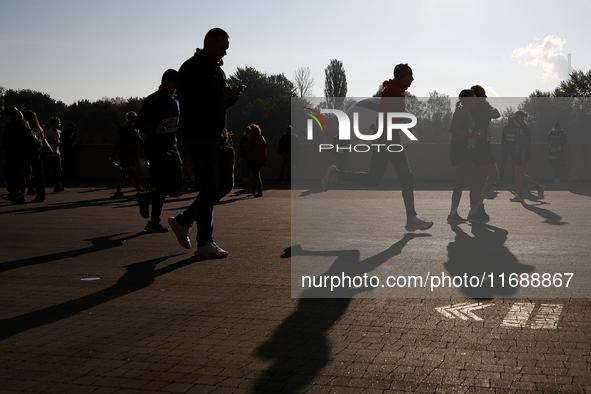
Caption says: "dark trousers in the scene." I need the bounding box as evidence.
[145,151,183,223]
[44,155,62,189]
[31,158,46,199]
[278,153,290,181]
[337,148,416,217]
[176,141,234,245]
[251,164,263,194]
[3,157,27,194]
[550,160,562,179]
[499,152,516,181]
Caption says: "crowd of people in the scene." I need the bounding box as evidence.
[321,64,565,231]
[2,107,77,205]
[2,28,569,260]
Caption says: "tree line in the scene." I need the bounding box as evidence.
[2,65,590,145]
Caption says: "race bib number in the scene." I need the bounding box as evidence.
[163,116,179,133]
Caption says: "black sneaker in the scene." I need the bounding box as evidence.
[477,205,490,223]
[145,221,169,233]
[137,192,150,219]
[467,211,487,225]
[447,212,466,224]
[11,193,26,205]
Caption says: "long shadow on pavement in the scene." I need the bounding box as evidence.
[444,224,534,298]
[519,201,568,225]
[0,232,146,273]
[0,253,188,341]
[252,234,429,393]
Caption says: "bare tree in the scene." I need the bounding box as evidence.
[293,67,315,98]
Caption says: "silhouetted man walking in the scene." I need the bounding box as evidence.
[168,28,243,258]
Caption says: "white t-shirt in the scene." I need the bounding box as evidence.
[45,129,61,157]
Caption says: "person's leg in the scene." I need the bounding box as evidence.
[177,142,234,246]
[337,149,388,187]
[509,153,516,181]
[451,163,469,212]
[147,153,182,230]
[31,158,45,201]
[390,150,433,231]
[253,165,263,196]
[499,153,508,182]
[512,164,525,201]
[278,154,287,181]
[54,156,63,190]
[477,163,499,210]
[390,150,416,217]
[551,160,561,180]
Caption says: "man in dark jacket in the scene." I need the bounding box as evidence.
[136,69,182,233]
[168,28,243,258]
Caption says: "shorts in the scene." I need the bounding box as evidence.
[449,142,473,167]
[472,140,495,168]
[515,152,531,167]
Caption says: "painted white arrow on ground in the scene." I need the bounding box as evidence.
[436,302,495,321]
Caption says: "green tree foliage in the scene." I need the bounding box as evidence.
[0,87,142,144]
[554,70,591,97]
[227,66,297,143]
[324,60,347,110]
[519,69,591,143]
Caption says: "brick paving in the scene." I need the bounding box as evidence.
[1,182,590,393]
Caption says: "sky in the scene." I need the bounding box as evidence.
[1,0,590,105]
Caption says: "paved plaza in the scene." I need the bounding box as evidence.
[1,182,590,393]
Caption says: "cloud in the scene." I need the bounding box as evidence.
[512,35,569,81]
[476,83,499,98]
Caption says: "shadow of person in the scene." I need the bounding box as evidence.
[443,224,534,298]
[0,232,146,274]
[252,234,429,393]
[0,253,186,341]
[519,201,568,225]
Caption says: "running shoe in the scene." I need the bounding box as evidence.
[537,184,545,199]
[194,241,228,259]
[477,204,490,223]
[11,193,26,205]
[447,213,467,224]
[145,221,169,233]
[467,211,487,224]
[320,165,338,192]
[405,216,434,231]
[168,216,191,249]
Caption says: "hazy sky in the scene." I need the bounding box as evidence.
[1,0,589,105]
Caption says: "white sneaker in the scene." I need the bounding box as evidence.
[194,241,228,259]
[405,216,433,232]
[168,217,191,249]
[321,165,338,191]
